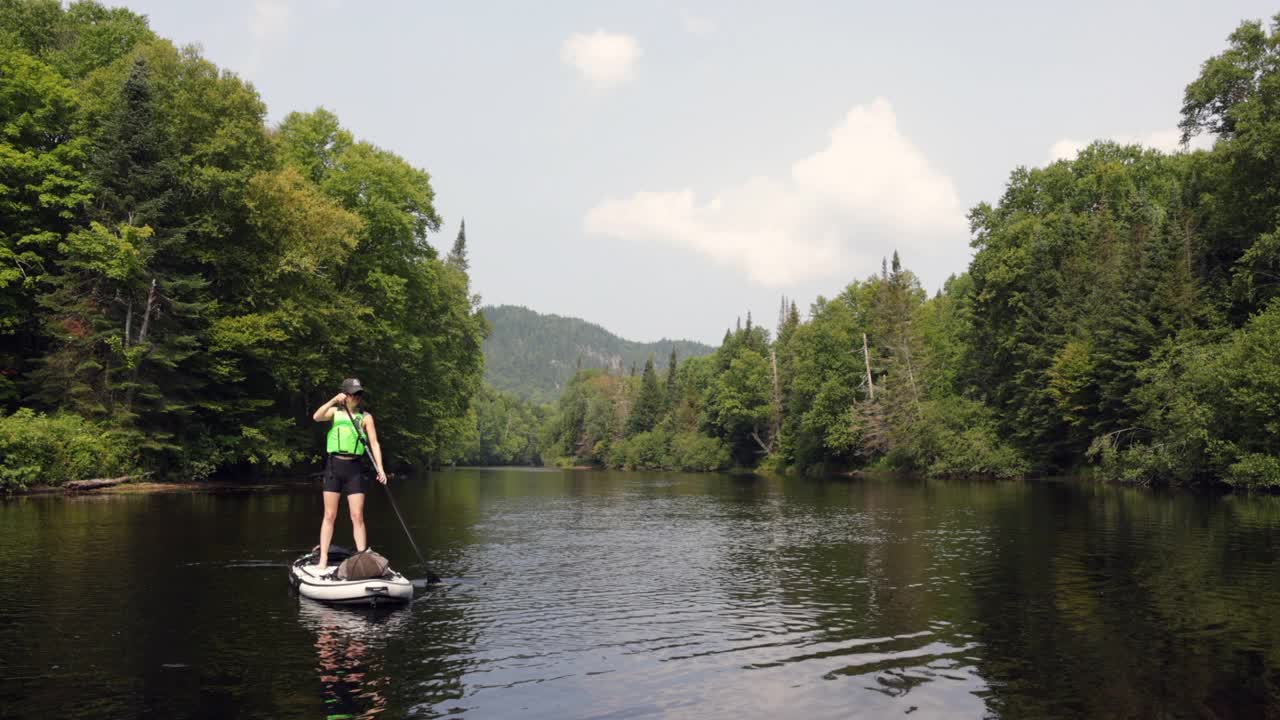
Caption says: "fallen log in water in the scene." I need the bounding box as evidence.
[64,473,153,493]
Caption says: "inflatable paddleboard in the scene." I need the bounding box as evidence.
[288,546,413,605]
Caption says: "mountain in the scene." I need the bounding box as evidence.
[481,305,716,403]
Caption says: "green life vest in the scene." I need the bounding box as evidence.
[326,410,366,455]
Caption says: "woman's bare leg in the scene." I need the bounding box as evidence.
[319,491,341,569]
[348,492,368,552]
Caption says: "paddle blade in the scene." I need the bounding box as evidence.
[411,574,442,589]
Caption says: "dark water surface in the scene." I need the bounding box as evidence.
[2,470,1279,719]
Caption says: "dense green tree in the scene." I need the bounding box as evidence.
[275,108,351,185]
[0,48,90,400]
[274,108,486,465]
[0,0,153,80]
[458,384,550,466]
[1179,14,1280,317]
[705,346,773,465]
[85,57,176,226]
[627,356,662,436]
[966,143,1196,467]
[783,288,868,471]
[32,54,199,445]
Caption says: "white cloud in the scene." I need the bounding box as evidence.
[560,30,641,89]
[1047,128,1213,163]
[584,98,967,287]
[680,9,715,35]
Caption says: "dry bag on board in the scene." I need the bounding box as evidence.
[336,549,390,580]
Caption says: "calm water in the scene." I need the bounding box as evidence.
[1,470,1279,719]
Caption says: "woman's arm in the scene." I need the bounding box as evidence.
[363,414,388,484]
[312,392,346,422]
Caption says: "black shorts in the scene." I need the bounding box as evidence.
[324,456,369,495]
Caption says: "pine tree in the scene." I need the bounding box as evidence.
[88,58,177,228]
[627,356,663,435]
[865,252,926,456]
[447,218,468,271]
[664,347,678,408]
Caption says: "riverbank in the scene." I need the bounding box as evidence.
[8,478,314,498]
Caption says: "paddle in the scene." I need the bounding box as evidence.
[342,403,442,586]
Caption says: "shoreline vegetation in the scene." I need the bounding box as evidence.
[12,478,292,496]
[4,3,1280,492]
[466,16,1280,491]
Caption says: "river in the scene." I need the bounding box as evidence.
[1,469,1277,718]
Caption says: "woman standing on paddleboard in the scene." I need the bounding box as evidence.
[311,378,388,571]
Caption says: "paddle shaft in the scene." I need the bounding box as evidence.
[341,405,430,571]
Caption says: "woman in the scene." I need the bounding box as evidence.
[311,378,388,571]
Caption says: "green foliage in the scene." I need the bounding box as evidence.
[891,397,1029,480]
[605,429,731,472]
[542,369,626,466]
[705,347,772,464]
[783,290,866,471]
[0,408,140,491]
[967,142,1199,466]
[1094,300,1280,487]
[668,431,732,471]
[456,384,551,466]
[0,1,153,80]
[0,46,91,401]
[626,356,663,436]
[609,429,669,470]
[537,260,1022,480]
[0,3,484,481]
[1224,454,1280,489]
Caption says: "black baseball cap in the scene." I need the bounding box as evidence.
[340,378,365,395]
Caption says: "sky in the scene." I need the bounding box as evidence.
[120,0,1273,344]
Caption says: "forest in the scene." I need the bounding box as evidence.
[0,1,486,489]
[535,17,1280,488]
[4,2,1280,489]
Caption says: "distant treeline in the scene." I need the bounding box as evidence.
[539,16,1280,488]
[0,1,485,489]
